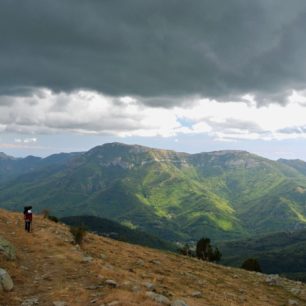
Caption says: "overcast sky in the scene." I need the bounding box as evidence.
[1,0,306,160]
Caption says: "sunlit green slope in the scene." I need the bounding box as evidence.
[1,142,306,242]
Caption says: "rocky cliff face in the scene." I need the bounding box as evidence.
[0,208,306,306]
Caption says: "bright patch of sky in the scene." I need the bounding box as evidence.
[1,89,306,160]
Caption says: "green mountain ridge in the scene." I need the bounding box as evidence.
[278,158,306,176]
[1,142,306,242]
[0,151,81,184]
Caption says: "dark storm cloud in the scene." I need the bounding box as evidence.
[1,0,306,105]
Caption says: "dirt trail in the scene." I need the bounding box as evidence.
[1,209,306,306]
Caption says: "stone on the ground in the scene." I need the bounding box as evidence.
[146,291,171,305]
[0,268,14,291]
[136,259,145,266]
[288,299,299,306]
[265,275,280,286]
[82,256,93,263]
[290,288,301,295]
[150,259,161,265]
[0,236,16,260]
[86,285,103,290]
[53,302,67,306]
[144,281,155,290]
[21,297,39,306]
[171,299,189,306]
[105,279,118,288]
[107,302,120,306]
[191,291,202,298]
[100,253,107,259]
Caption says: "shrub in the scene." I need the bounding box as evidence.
[241,258,262,272]
[70,225,87,245]
[196,237,222,262]
[41,209,58,222]
[41,209,50,218]
[48,215,59,223]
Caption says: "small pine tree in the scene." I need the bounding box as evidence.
[196,238,211,260]
[241,258,262,272]
[211,247,222,262]
[70,225,87,245]
[196,238,222,262]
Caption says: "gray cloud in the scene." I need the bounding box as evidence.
[1,0,306,105]
[1,88,306,140]
[0,89,181,136]
[278,126,306,134]
[206,118,264,134]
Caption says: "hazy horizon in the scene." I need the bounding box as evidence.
[1,140,305,162]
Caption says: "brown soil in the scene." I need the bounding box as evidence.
[0,209,306,306]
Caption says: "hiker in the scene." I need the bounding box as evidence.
[24,206,33,232]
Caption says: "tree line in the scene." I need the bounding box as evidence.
[178,237,262,272]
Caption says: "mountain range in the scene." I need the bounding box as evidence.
[1,142,306,242]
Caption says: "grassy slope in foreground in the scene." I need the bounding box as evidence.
[1,208,306,306]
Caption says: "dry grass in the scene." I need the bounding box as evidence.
[0,208,306,306]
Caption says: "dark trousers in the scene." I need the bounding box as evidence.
[25,220,31,232]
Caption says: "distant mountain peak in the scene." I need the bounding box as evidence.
[87,142,150,155]
[207,150,250,155]
[91,142,185,156]
[0,152,17,160]
[95,142,148,150]
[23,155,42,161]
[102,142,133,147]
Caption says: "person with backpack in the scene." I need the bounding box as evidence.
[24,206,33,232]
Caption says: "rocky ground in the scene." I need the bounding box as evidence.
[0,208,306,306]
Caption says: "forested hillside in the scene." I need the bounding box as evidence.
[1,142,306,242]
[221,229,306,281]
